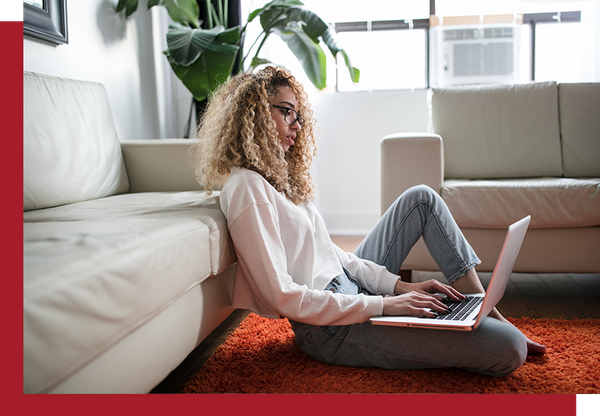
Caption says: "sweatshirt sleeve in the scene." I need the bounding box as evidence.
[333,245,399,296]
[227,201,385,326]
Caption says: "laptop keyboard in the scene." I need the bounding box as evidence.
[431,296,484,321]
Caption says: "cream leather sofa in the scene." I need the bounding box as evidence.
[381,81,600,275]
[23,72,236,393]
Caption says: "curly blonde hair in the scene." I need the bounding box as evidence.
[191,66,317,205]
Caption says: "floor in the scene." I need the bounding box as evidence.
[151,235,600,393]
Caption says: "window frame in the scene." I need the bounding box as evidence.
[522,11,582,81]
[331,2,583,91]
[334,18,431,90]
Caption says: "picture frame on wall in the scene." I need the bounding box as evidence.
[24,0,68,45]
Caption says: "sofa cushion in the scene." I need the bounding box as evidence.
[442,178,600,229]
[24,72,129,211]
[23,191,235,276]
[432,82,563,179]
[558,83,600,177]
[23,191,235,393]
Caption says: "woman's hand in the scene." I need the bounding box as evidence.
[382,291,452,317]
[395,279,466,301]
[381,278,467,318]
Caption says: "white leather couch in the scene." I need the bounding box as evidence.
[381,81,600,275]
[23,72,237,393]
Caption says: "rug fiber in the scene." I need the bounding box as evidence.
[182,313,600,394]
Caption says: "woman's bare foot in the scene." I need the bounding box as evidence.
[452,268,547,354]
[488,308,547,354]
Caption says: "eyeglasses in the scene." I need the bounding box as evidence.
[272,105,305,128]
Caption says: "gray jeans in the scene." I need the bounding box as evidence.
[290,185,527,376]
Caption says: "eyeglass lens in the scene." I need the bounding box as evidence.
[274,105,304,127]
[285,109,303,126]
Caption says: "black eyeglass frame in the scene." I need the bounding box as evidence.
[272,105,305,127]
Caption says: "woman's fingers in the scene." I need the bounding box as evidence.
[418,293,449,312]
[383,290,465,317]
[402,292,450,316]
[441,285,467,301]
[421,280,467,301]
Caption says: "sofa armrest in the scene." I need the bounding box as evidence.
[120,139,201,193]
[381,133,444,215]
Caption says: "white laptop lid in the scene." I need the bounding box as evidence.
[470,215,530,329]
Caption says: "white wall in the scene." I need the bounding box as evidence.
[23,0,191,141]
[311,88,430,235]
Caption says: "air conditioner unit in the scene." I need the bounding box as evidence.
[430,24,523,87]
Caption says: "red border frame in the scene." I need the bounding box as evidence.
[9,17,580,415]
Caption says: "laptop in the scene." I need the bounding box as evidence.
[370,215,531,331]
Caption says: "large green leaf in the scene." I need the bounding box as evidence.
[198,43,240,95]
[250,57,272,67]
[165,43,240,101]
[164,50,191,82]
[248,0,304,23]
[259,8,287,33]
[122,0,358,100]
[167,25,224,66]
[116,0,139,18]
[319,27,360,83]
[253,1,358,86]
[273,24,326,89]
[150,0,200,26]
[214,26,241,44]
[285,7,327,42]
[256,2,327,41]
[339,50,360,84]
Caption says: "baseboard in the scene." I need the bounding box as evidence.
[150,309,250,394]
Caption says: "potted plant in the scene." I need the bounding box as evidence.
[116,0,360,103]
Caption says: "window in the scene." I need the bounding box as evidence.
[240,0,430,91]
[535,21,584,82]
[241,0,597,91]
[523,12,585,83]
[432,1,595,87]
[335,21,428,91]
[322,0,431,91]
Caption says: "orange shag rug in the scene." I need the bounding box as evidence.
[182,313,600,394]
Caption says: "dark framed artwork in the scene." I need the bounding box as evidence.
[23,0,68,45]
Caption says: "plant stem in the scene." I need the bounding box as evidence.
[209,1,222,27]
[241,29,266,67]
[206,1,213,28]
[218,0,224,26]
[251,30,271,63]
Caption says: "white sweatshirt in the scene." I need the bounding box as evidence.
[219,167,399,326]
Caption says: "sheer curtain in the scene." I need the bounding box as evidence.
[149,7,196,139]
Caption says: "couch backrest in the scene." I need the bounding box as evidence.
[432,81,563,179]
[558,83,600,177]
[24,72,129,211]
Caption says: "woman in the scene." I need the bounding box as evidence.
[193,66,545,377]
